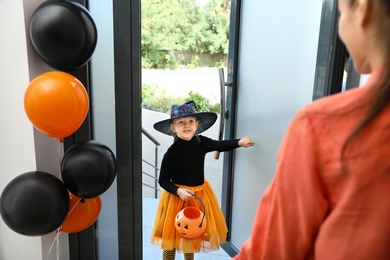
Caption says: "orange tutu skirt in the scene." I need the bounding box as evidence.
[150,180,228,253]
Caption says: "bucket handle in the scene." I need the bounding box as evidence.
[181,194,206,228]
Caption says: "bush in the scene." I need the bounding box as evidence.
[186,91,220,113]
[144,95,186,112]
[214,60,223,68]
[141,84,220,113]
[185,56,199,69]
[142,83,158,103]
[142,57,154,69]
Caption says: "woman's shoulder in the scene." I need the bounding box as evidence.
[291,87,369,128]
[301,69,379,119]
[304,86,368,115]
[288,87,369,141]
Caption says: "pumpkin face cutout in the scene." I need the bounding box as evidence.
[175,206,206,238]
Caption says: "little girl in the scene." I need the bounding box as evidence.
[150,100,254,260]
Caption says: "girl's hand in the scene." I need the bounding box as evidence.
[239,136,255,148]
[177,188,194,201]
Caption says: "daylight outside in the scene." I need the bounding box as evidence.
[141,0,230,202]
[141,0,232,258]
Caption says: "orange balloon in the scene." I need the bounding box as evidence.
[24,71,89,138]
[61,192,101,233]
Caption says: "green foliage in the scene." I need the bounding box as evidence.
[141,0,230,69]
[144,95,186,112]
[185,56,199,69]
[186,91,220,113]
[214,60,223,67]
[201,0,231,54]
[142,83,159,103]
[141,83,220,113]
[142,56,154,69]
[142,83,186,112]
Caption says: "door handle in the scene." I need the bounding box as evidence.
[215,68,229,160]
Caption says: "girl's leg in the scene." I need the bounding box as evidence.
[183,253,194,260]
[163,249,176,260]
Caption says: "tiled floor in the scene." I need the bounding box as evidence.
[143,197,232,260]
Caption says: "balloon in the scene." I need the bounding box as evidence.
[24,71,89,139]
[0,171,69,236]
[29,1,97,71]
[61,141,117,198]
[61,192,101,233]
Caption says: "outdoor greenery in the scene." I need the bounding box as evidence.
[142,0,230,69]
[142,83,220,113]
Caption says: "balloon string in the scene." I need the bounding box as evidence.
[58,140,64,164]
[57,198,81,233]
[56,230,62,260]
[47,228,62,260]
[47,199,81,259]
[68,198,81,216]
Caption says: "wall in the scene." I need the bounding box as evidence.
[1,0,70,259]
[0,0,42,259]
[230,0,323,248]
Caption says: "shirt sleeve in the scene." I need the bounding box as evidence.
[201,135,240,152]
[233,110,329,259]
[158,152,179,195]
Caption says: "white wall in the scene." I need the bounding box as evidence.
[231,0,323,248]
[0,0,42,259]
[1,1,70,259]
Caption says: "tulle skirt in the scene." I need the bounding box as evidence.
[150,180,228,253]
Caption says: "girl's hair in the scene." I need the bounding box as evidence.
[342,0,390,155]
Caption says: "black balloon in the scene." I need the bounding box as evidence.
[61,141,117,198]
[0,171,70,236]
[29,1,97,71]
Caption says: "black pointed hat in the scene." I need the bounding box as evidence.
[153,100,217,136]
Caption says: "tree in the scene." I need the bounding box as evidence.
[201,0,230,54]
[141,0,230,68]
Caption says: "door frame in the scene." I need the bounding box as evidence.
[113,0,143,259]
[67,0,143,259]
[220,0,242,255]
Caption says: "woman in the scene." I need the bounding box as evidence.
[233,0,390,259]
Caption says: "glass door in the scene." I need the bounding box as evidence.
[226,0,324,256]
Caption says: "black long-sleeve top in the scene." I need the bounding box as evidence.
[158,135,240,195]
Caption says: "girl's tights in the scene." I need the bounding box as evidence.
[162,249,194,260]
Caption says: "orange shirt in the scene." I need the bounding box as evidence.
[234,70,390,259]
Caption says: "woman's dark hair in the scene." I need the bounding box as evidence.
[342,0,390,155]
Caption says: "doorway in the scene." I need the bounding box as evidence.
[140,0,232,258]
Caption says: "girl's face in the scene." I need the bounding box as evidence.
[170,116,199,141]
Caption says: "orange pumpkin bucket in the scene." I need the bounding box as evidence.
[175,194,206,238]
